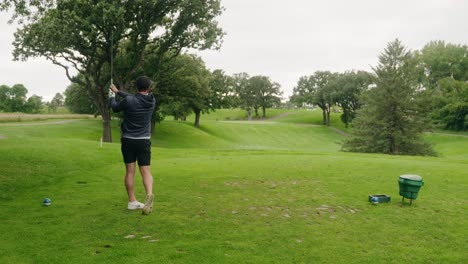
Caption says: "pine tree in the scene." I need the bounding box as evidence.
[342,39,435,156]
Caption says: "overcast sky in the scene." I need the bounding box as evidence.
[1,0,467,101]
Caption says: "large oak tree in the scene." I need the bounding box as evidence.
[331,71,374,128]
[153,53,212,127]
[291,71,336,126]
[248,75,282,118]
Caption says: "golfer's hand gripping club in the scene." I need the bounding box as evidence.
[109,83,119,97]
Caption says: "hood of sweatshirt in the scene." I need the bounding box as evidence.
[135,93,155,108]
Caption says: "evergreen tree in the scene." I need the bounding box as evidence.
[342,39,435,156]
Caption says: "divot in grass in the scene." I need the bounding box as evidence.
[314,204,361,218]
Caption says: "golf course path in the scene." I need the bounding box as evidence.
[433,132,468,138]
[266,112,293,120]
[221,112,353,137]
[0,119,82,127]
[269,112,351,136]
[330,127,350,137]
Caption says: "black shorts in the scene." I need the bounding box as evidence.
[121,138,152,166]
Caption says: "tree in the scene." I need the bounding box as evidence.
[25,95,43,113]
[160,100,191,121]
[291,71,336,126]
[8,84,28,112]
[0,85,10,112]
[342,39,435,156]
[332,71,374,128]
[64,82,97,115]
[433,78,468,131]
[416,41,468,130]
[248,75,282,118]
[51,93,64,106]
[48,92,64,112]
[153,53,212,127]
[2,0,224,142]
[0,84,29,112]
[210,69,235,109]
[418,41,468,89]
[233,72,255,120]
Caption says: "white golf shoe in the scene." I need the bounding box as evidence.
[127,200,144,210]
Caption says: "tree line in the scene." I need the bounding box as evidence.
[64,53,283,128]
[0,84,65,113]
[291,39,468,156]
[154,54,282,126]
[291,40,468,133]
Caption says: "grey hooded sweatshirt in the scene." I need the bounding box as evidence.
[110,91,156,139]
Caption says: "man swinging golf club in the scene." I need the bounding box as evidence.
[109,76,155,215]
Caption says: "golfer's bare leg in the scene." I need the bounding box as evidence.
[140,165,154,215]
[139,165,153,195]
[125,162,137,202]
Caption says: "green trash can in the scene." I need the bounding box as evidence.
[399,174,424,205]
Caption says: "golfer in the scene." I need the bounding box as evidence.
[109,76,155,215]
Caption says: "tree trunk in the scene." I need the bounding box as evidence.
[262,106,266,118]
[389,136,395,154]
[254,107,259,117]
[247,108,252,120]
[194,109,201,127]
[343,109,349,128]
[345,111,351,128]
[93,84,112,142]
[322,110,327,125]
[101,107,112,142]
[326,108,331,126]
[86,79,112,142]
[151,119,156,134]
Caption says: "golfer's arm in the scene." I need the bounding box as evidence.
[110,97,127,112]
[117,91,132,98]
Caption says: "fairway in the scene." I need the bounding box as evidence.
[0,111,467,263]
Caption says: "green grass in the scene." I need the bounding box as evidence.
[199,108,248,121]
[0,110,467,263]
[0,112,94,123]
[192,108,291,121]
[199,108,351,132]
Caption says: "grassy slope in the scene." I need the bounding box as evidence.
[0,111,467,263]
